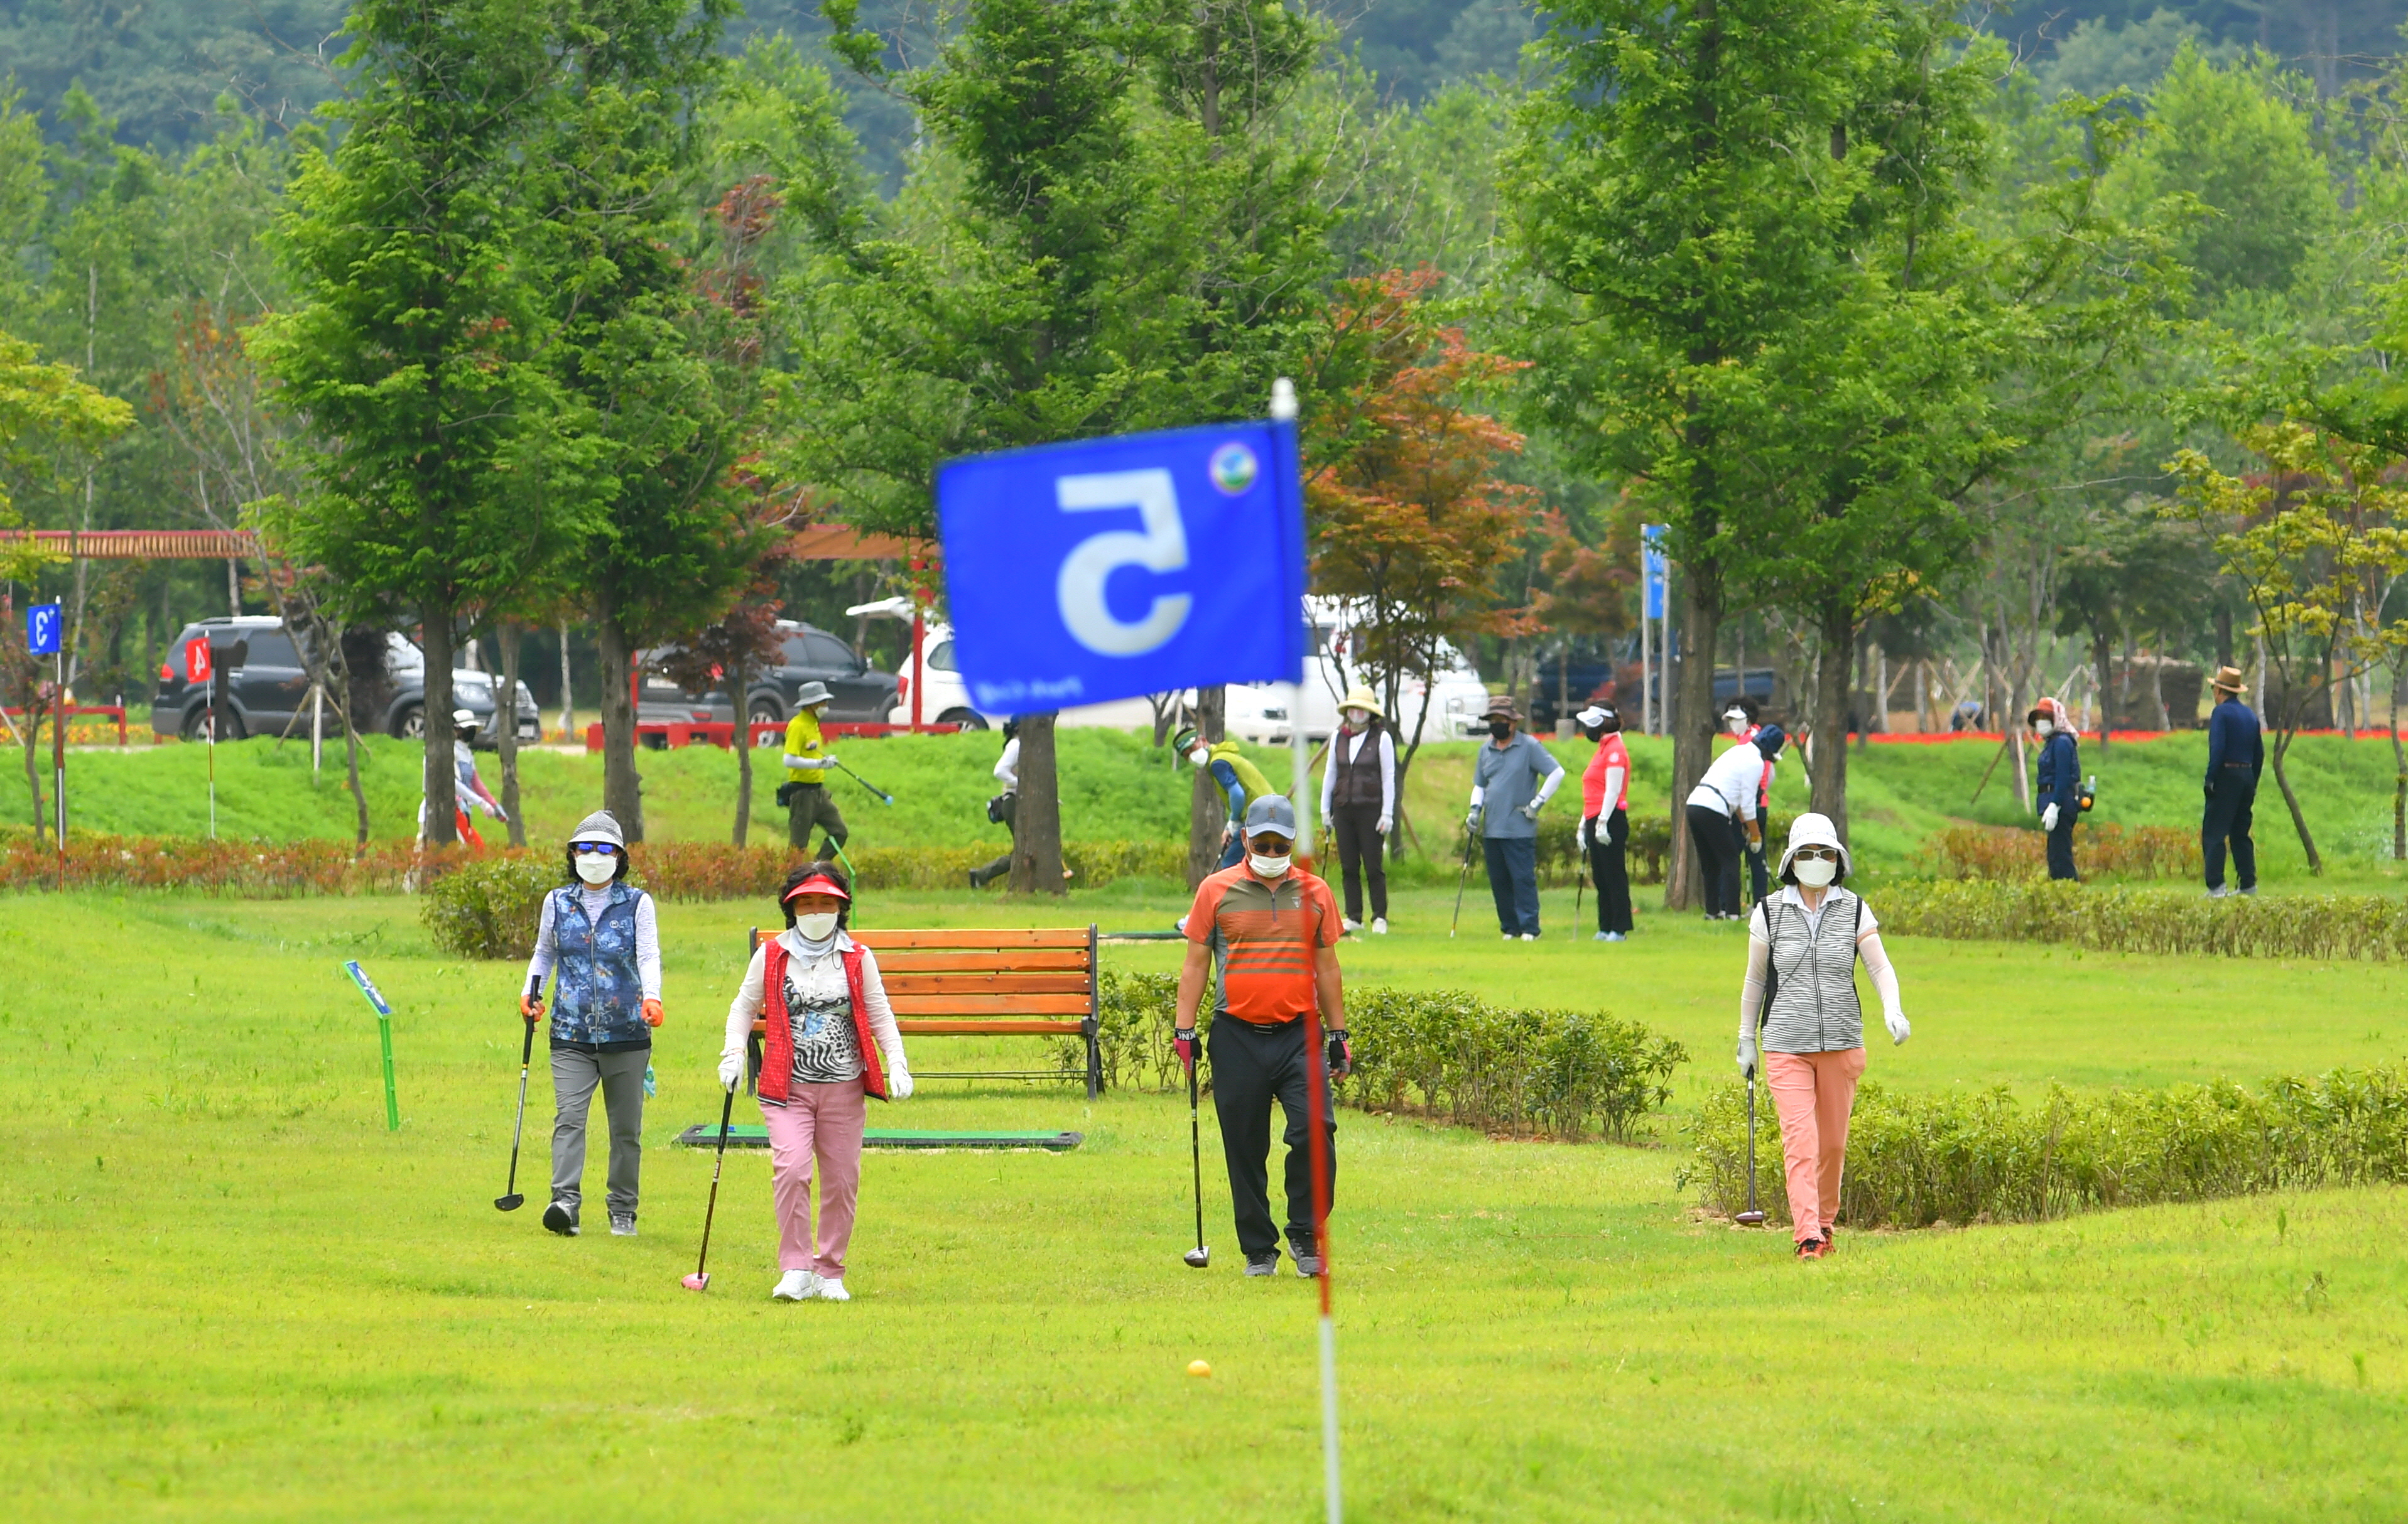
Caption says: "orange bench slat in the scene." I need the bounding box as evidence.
[881,972,1093,996]
[894,1019,1083,1035]
[870,949,1093,973]
[887,993,1092,1017]
[854,927,1092,951]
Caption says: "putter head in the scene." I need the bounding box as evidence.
[494,1193,524,1212]
[1735,1209,1767,1228]
[681,1272,711,1292]
[1184,1246,1210,1268]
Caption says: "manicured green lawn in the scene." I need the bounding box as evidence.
[4,884,2404,1520]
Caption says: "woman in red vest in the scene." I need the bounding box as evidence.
[719,864,914,1302]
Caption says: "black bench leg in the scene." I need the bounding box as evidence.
[1082,1019,1101,1101]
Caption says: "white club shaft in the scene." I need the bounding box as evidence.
[1319,1312,1342,1524]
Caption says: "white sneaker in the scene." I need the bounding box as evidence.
[772,1269,818,1302]
[1341,918,1362,934]
[814,1277,852,1302]
[1503,933,1516,942]
[1521,933,1538,942]
[1370,917,1387,935]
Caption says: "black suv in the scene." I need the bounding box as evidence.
[641,620,901,727]
[151,617,539,745]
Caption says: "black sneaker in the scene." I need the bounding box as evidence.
[1244,1251,1281,1277]
[543,1201,580,1237]
[609,1214,637,1237]
[1294,1253,1325,1278]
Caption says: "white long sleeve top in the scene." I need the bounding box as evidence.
[994,736,1021,792]
[523,885,661,1000]
[1319,727,1396,823]
[720,927,906,1071]
[1688,741,1769,816]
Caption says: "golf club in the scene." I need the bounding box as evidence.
[494,1009,536,1211]
[1183,1047,1209,1268]
[832,757,894,805]
[681,1082,738,1292]
[1735,1067,1767,1227]
[1448,823,1475,938]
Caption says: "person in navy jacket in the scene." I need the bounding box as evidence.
[2029,697,2081,881]
[2201,665,2263,897]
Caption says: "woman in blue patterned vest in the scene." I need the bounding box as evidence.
[521,810,663,1238]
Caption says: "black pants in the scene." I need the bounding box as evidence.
[1209,1015,1335,1262]
[2046,809,2078,881]
[1587,808,1632,934]
[786,782,847,859]
[1330,803,1387,922]
[973,792,1016,887]
[1745,806,1770,905]
[2203,782,2257,890]
[1687,803,1742,916]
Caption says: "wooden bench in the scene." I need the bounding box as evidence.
[746,926,1103,1098]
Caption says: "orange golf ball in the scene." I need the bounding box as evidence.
[1186,1359,1212,1378]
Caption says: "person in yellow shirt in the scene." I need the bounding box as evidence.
[779,682,847,862]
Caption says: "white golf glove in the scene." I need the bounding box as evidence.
[1577,816,1593,852]
[2041,803,2060,832]
[1735,1033,1757,1079]
[1377,814,1391,835]
[1885,1010,1911,1046]
[886,1053,914,1100]
[717,1050,744,1089]
[1518,801,1541,821]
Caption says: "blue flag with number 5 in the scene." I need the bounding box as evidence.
[935,419,1307,712]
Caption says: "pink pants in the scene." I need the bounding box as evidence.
[1764,1048,1867,1244]
[761,1083,867,1278]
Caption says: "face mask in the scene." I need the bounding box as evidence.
[1188,747,1210,767]
[1725,713,1749,735]
[573,852,617,885]
[1488,721,1512,740]
[2034,718,2055,737]
[795,911,840,940]
[1344,709,1368,728]
[1793,856,1838,889]
[1248,851,1291,879]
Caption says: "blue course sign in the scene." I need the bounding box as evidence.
[935,419,1307,712]
[25,602,62,657]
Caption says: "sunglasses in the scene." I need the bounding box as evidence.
[1793,847,1840,863]
[572,841,619,855]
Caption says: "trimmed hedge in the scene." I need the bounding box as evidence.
[1064,973,1688,1142]
[0,835,428,895]
[1687,1064,2408,1229]
[1880,878,2408,961]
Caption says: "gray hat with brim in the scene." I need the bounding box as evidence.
[1242,794,1298,841]
[568,809,626,850]
[795,681,833,708]
[1777,811,1850,880]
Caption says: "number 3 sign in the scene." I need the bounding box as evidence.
[936,417,1306,712]
[25,602,62,657]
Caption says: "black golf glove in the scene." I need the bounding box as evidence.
[1173,1029,1200,1074]
[1326,1030,1353,1081]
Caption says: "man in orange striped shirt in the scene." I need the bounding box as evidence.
[1174,795,1351,1277]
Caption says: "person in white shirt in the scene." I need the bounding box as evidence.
[1318,686,1396,933]
[970,720,1021,890]
[1684,724,1784,920]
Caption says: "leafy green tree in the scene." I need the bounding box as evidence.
[1507,0,1882,904]
[251,0,600,846]
[797,0,1335,892]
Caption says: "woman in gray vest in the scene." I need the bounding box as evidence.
[1733,813,1911,1260]
[520,810,663,1238]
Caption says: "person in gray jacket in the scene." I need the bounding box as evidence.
[1468,694,1564,940]
[1733,813,1910,1260]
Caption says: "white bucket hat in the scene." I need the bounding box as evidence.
[568,809,626,850]
[1777,811,1850,882]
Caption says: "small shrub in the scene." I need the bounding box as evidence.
[1880,878,2408,961]
[1052,968,1191,1091]
[1686,1062,2408,1228]
[1916,823,2201,883]
[421,854,560,959]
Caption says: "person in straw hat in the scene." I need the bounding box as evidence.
[1468,693,1564,939]
[1735,813,1911,1260]
[1320,684,1396,934]
[2202,664,2262,897]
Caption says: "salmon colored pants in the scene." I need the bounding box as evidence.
[761,1082,867,1278]
[1764,1047,1867,1245]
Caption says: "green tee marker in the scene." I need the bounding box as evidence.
[343,960,401,1132]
